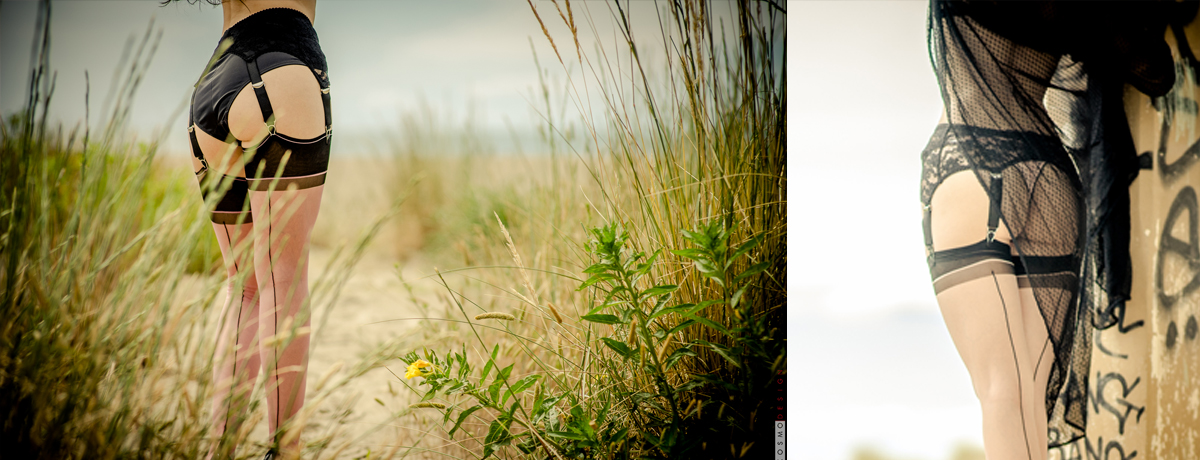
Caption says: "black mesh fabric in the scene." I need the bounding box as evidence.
[922,0,1184,447]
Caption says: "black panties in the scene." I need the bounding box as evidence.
[189,8,332,224]
[919,124,1078,293]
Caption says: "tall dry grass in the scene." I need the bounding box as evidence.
[386,1,785,459]
[0,3,415,458]
[1,1,784,458]
[0,4,215,456]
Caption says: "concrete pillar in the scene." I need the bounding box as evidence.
[1053,11,1200,459]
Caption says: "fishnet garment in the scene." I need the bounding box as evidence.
[923,7,1091,446]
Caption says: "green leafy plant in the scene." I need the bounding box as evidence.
[671,220,784,458]
[400,260,635,460]
[400,217,779,459]
[386,0,785,457]
[401,346,577,460]
[578,222,694,458]
[578,220,779,459]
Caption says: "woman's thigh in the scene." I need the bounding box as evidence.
[937,271,1032,398]
[193,131,246,179]
[930,170,1014,251]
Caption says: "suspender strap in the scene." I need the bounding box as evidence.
[923,204,934,245]
[245,58,275,124]
[322,89,332,141]
[321,89,331,127]
[246,58,332,142]
[187,92,210,178]
[987,173,1002,242]
[923,203,935,265]
[189,126,208,174]
[320,79,332,141]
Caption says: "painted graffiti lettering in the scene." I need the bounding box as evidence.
[1154,186,1200,310]
[1050,438,1082,460]
[1050,436,1138,460]
[1083,436,1138,460]
[1153,186,1200,349]
[1095,303,1145,358]
[1095,330,1128,359]
[1090,372,1145,435]
[1156,140,1200,185]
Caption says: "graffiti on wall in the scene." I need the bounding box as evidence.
[1051,22,1200,460]
[1154,23,1200,351]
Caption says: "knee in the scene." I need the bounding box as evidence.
[972,372,1023,409]
[240,277,259,304]
[228,271,258,305]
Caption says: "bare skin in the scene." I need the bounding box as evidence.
[929,29,1063,455]
[929,166,1056,460]
[192,1,325,458]
[223,0,316,32]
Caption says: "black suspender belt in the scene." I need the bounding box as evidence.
[241,56,332,191]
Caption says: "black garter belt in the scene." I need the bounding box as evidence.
[923,173,1074,294]
[188,8,332,224]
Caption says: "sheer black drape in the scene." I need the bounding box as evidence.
[924,0,1186,446]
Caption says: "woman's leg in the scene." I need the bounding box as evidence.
[228,63,327,456]
[191,120,263,459]
[1020,285,1053,454]
[930,171,1047,460]
[250,185,321,454]
[207,221,261,460]
[1003,160,1078,455]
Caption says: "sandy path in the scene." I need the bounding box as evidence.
[300,248,425,458]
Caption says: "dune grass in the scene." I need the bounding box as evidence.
[0,5,214,456]
[0,3,412,458]
[386,1,786,459]
[1,1,784,458]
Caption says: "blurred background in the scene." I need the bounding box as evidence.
[1,0,587,156]
[794,1,987,459]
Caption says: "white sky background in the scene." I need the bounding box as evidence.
[793,1,986,459]
[794,0,941,318]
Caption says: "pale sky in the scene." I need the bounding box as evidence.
[793,2,983,459]
[794,0,941,319]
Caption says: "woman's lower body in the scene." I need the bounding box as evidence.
[189,8,332,459]
[208,188,322,459]
[921,124,1081,460]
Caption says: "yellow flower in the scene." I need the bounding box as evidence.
[405,359,433,380]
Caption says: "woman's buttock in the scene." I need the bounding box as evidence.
[919,124,1082,284]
